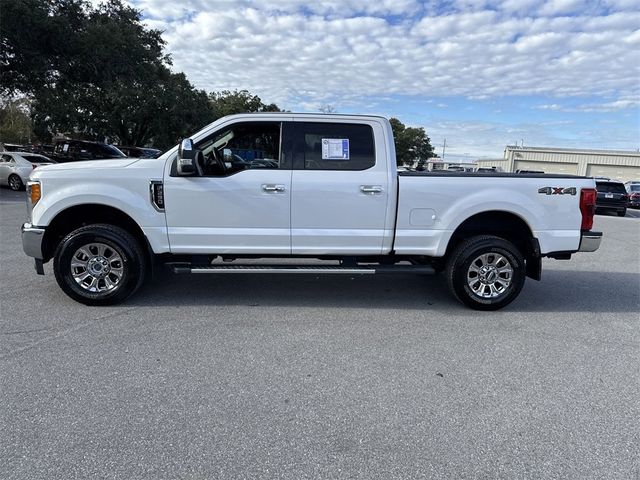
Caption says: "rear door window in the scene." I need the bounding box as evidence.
[294,122,375,171]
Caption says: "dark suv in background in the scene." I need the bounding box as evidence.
[625,182,640,209]
[51,139,126,163]
[595,180,629,217]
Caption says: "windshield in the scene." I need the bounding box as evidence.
[93,144,126,158]
[140,148,162,158]
[596,182,626,193]
[628,185,640,192]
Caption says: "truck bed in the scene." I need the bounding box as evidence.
[395,172,595,256]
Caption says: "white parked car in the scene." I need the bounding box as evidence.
[0,152,55,191]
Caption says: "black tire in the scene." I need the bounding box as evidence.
[445,235,526,311]
[8,174,24,191]
[617,209,626,217]
[53,224,147,306]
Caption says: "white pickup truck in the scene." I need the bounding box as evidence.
[22,113,601,310]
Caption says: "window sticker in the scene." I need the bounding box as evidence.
[322,138,349,160]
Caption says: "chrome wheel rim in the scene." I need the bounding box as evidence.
[70,243,124,293]
[9,176,21,190]
[467,253,513,299]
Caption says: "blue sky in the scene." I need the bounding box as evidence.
[126,0,639,159]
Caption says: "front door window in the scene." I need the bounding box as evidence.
[196,122,284,176]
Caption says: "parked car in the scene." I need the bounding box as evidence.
[595,180,628,216]
[29,144,55,156]
[51,139,126,163]
[445,165,475,172]
[116,146,163,159]
[0,152,55,190]
[625,182,640,208]
[0,143,27,152]
[516,169,545,174]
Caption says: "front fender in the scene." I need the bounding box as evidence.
[32,181,169,254]
[35,184,157,227]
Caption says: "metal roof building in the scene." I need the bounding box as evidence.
[476,146,640,182]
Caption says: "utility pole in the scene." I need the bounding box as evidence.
[442,138,446,159]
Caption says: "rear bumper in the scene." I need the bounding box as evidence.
[596,201,627,211]
[578,231,602,253]
[22,223,45,259]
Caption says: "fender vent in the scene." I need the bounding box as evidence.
[150,180,165,211]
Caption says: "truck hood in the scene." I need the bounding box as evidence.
[35,158,140,172]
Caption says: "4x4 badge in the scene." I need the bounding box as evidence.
[538,187,577,195]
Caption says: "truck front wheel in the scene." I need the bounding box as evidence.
[446,235,525,311]
[53,224,147,306]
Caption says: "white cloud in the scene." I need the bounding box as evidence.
[538,0,586,16]
[578,95,640,112]
[535,104,563,110]
[534,94,640,112]
[424,115,638,159]
[131,0,422,19]
[124,1,640,111]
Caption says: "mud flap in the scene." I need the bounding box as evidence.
[34,259,44,275]
[526,238,542,281]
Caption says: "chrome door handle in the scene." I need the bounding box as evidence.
[360,185,383,194]
[262,184,286,193]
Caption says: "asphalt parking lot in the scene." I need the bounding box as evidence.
[1,187,639,479]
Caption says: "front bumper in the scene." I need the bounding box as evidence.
[578,231,602,253]
[22,223,45,259]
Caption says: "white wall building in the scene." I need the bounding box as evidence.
[476,146,640,182]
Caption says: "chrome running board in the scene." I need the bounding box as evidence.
[167,263,435,275]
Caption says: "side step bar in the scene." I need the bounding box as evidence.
[166,263,435,275]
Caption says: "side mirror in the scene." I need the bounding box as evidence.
[177,138,196,176]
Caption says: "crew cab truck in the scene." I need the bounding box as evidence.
[21,113,602,310]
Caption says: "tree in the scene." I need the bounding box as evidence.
[0,0,87,95]
[209,90,282,120]
[0,98,32,144]
[389,117,436,166]
[142,73,212,149]
[319,104,337,114]
[3,0,213,149]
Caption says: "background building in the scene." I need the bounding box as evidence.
[476,146,640,182]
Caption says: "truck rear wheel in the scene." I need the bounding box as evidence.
[446,235,525,310]
[53,224,147,305]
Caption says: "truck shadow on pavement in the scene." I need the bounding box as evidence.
[127,269,640,313]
